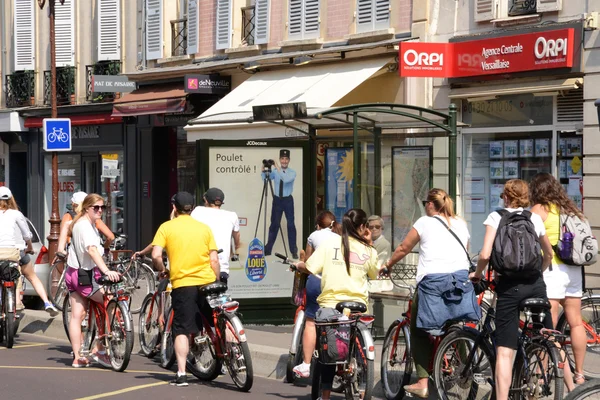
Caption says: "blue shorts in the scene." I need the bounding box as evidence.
[305,274,321,319]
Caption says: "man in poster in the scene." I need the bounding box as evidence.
[261,149,298,259]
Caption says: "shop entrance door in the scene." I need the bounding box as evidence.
[82,153,99,194]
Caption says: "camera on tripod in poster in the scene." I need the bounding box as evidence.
[262,159,275,172]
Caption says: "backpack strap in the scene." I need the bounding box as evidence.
[432,216,471,266]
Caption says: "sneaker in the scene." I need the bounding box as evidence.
[90,352,112,368]
[293,362,311,378]
[44,302,59,317]
[292,253,299,259]
[170,373,189,387]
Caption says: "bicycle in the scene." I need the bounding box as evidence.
[62,269,134,372]
[432,279,564,400]
[47,257,68,311]
[0,260,20,348]
[564,378,600,400]
[286,282,307,383]
[138,275,172,358]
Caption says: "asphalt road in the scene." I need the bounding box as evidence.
[0,333,366,400]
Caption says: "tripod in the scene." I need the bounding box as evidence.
[254,167,289,257]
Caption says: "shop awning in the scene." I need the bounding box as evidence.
[112,84,187,117]
[24,113,123,128]
[185,57,392,140]
[0,111,26,132]
[448,78,583,101]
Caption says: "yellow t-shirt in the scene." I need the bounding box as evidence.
[306,236,379,309]
[152,215,217,289]
[544,204,562,266]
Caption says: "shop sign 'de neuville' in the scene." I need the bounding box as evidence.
[184,74,231,95]
[399,28,575,78]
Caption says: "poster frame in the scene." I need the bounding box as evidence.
[324,147,354,222]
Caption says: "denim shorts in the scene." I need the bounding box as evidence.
[305,274,321,319]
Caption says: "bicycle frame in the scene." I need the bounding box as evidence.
[289,296,306,356]
[199,300,247,360]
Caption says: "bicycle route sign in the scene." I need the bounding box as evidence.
[43,118,72,151]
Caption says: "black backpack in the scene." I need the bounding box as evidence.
[490,209,543,279]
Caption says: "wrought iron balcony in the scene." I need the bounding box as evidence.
[171,18,187,56]
[242,6,256,46]
[44,67,76,106]
[86,61,122,103]
[508,0,537,16]
[5,71,35,108]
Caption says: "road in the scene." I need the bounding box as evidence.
[0,333,323,400]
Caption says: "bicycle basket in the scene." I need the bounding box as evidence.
[315,309,354,365]
[0,260,20,282]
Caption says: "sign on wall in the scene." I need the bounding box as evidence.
[92,75,136,92]
[184,74,231,95]
[325,148,354,222]
[43,118,72,151]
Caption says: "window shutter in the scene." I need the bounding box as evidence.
[13,0,35,71]
[146,0,163,60]
[55,0,75,67]
[216,0,232,50]
[356,0,373,33]
[97,0,121,61]
[187,0,198,54]
[536,0,562,12]
[254,0,270,45]
[288,0,303,39]
[303,0,320,39]
[373,0,390,30]
[474,0,495,22]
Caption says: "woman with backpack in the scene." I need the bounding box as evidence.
[530,172,587,387]
[470,179,553,400]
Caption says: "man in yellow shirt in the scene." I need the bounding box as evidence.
[151,192,219,387]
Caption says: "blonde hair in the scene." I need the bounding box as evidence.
[69,193,104,236]
[0,197,18,211]
[504,179,529,208]
[426,188,455,219]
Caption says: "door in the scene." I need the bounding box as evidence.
[82,153,99,194]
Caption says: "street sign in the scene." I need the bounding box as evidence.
[92,75,136,93]
[43,118,72,151]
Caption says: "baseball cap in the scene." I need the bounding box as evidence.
[71,191,87,205]
[0,186,12,200]
[204,187,225,204]
[172,191,195,211]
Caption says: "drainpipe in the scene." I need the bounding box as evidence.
[448,103,458,206]
[353,112,360,209]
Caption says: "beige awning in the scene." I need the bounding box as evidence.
[449,78,583,101]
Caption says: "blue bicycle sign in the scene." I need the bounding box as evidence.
[43,118,72,151]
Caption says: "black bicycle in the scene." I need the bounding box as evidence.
[564,379,600,400]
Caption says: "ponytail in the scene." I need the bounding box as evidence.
[427,188,455,219]
[341,209,370,275]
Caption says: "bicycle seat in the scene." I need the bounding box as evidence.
[335,301,367,314]
[198,282,228,296]
[97,275,123,285]
[519,298,551,311]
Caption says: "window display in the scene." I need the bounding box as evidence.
[558,133,583,209]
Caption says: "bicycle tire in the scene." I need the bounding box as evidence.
[187,325,221,381]
[4,287,15,348]
[557,297,600,379]
[381,319,412,400]
[127,261,156,314]
[432,328,495,400]
[512,339,564,400]
[564,379,600,400]
[311,361,322,400]
[286,321,305,384]
[62,293,71,342]
[347,327,374,400]
[105,299,134,372]
[138,293,160,358]
[160,307,176,369]
[47,262,67,311]
[219,313,254,392]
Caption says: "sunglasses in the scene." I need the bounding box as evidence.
[368,225,381,230]
[422,200,429,207]
[91,205,107,212]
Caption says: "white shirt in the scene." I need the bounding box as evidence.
[413,216,471,284]
[307,228,339,250]
[68,219,102,271]
[0,209,32,248]
[191,206,240,274]
[483,208,546,237]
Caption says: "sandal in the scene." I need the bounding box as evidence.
[574,373,585,385]
[72,357,90,368]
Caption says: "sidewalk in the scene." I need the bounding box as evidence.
[16,309,386,393]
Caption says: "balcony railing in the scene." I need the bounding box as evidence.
[508,0,537,16]
[44,67,76,106]
[242,6,255,46]
[171,18,187,56]
[5,71,35,108]
[86,61,122,103]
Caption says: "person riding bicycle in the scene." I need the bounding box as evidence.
[383,188,471,398]
[65,193,120,368]
[291,208,383,400]
[292,210,341,379]
[191,187,241,285]
[151,192,220,387]
[470,179,553,400]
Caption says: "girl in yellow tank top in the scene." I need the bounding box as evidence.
[543,204,562,266]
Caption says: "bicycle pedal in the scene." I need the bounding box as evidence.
[473,373,486,385]
[194,335,208,345]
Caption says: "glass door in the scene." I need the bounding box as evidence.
[82,153,99,194]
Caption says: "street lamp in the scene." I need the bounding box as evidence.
[38,0,65,262]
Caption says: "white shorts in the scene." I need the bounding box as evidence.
[543,263,583,299]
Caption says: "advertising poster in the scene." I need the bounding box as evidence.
[504,140,518,158]
[208,146,304,299]
[504,161,519,179]
[392,147,431,247]
[489,141,503,159]
[535,139,550,157]
[325,148,354,222]
[519,139,534,158]
[490,161,503,179]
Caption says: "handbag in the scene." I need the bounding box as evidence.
[73,244,93,287]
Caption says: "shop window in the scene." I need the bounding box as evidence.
[100,152,125,234]
[177,127,197,196]
[44,154,83,236]
[558,132,583,209]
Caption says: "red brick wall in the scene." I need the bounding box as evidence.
[326,0,352,40]
[199,0,217,56]
[395,0,412,32]
[269,0,285,45]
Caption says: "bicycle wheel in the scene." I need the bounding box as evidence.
[512,339,564,400]
[219,313,254,392]
[127,261,156,314]
[432,329,495,400]
[47,262,67,311]
[105,300,134,372]
[311,361,323,400]
[564,379,600,400]
[62,293,71,342]
[346,327,374,400]
[160,307,176,369]
[381,319,412,400]
[4,287,16,348]
[286,321,305,384]
[138,293,161,358]
[187,326,221,381]
[557,297,600,379]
